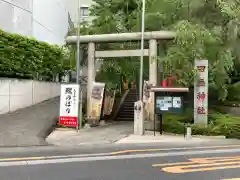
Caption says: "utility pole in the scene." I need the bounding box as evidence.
[76,0,82,130]
[139,0,145,101]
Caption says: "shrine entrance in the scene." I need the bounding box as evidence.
[65,31,176,129]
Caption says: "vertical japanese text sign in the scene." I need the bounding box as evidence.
[90,82,105,121]
[59,84,79,127]
[194,60,208,124]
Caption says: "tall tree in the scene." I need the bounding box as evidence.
[72,0,240,100]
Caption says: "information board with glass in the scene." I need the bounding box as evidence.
[155,95,184,114]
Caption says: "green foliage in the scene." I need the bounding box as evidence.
[163,112,240,139]
[74,0,240,100]
[227,81,240,101]
[149,0,236,100]
[0,29,67,81]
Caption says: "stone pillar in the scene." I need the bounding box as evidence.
[194,60,208,125]
[149,39,158,85]
[157,43,164,85]
[145,39,158,130]
[87,42,95,119]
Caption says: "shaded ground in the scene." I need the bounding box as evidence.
[0,97,59,147]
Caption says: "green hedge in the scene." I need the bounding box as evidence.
[0,29,67,81]
[163,112,240,139]
[227,82,240,101]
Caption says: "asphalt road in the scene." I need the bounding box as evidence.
[0,142,240,180]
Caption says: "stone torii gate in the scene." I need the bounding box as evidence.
[65,31,175,129]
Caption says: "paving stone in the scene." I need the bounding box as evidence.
[0,97,59,147]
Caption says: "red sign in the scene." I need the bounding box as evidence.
[59,84,79,128]
[59,116,78,127]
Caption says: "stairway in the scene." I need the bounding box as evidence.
[115,89,138,121]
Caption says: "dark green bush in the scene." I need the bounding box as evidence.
[163,113,190,134]
[163,119,185,134]
[227,82,240,101]
[0,29,67,81]
[162,112,240,139]
[223,123,240,139]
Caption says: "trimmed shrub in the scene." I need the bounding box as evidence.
[162,112,240,139]
[223,123,240,139]
[163,119,185,134]
[227,82,240,101]
[0,29,67,81]
[163,113,190,134]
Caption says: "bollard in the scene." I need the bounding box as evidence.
[183,123,186,138]
[185,126,192,140]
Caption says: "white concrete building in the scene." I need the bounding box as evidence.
[65,0,94,25]
[0,0,70,45]
[0,0,71,114]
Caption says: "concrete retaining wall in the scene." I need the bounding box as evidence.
[0,78,60,114]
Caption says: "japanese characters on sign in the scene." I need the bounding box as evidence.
[90,82,105,121]
[196,92,207,114]
[143,80,151,101]
[59,84,79,127]
[91,85,103,100]
[194,60,208,124]
[197,78,205,86]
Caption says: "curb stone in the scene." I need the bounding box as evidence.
[163,132,226,139]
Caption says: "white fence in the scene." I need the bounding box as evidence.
[0,78,60,114]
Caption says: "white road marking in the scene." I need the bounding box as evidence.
[0,148,239,167]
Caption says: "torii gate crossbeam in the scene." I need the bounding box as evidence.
[65,31,175,43]
[65,31,175,130]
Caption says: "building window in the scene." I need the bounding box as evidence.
[80,6,89,17]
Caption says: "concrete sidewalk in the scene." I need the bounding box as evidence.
[115,131,225,144]
[0,97,59,147]
[46,121,225,147]
[46,122,133,146]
